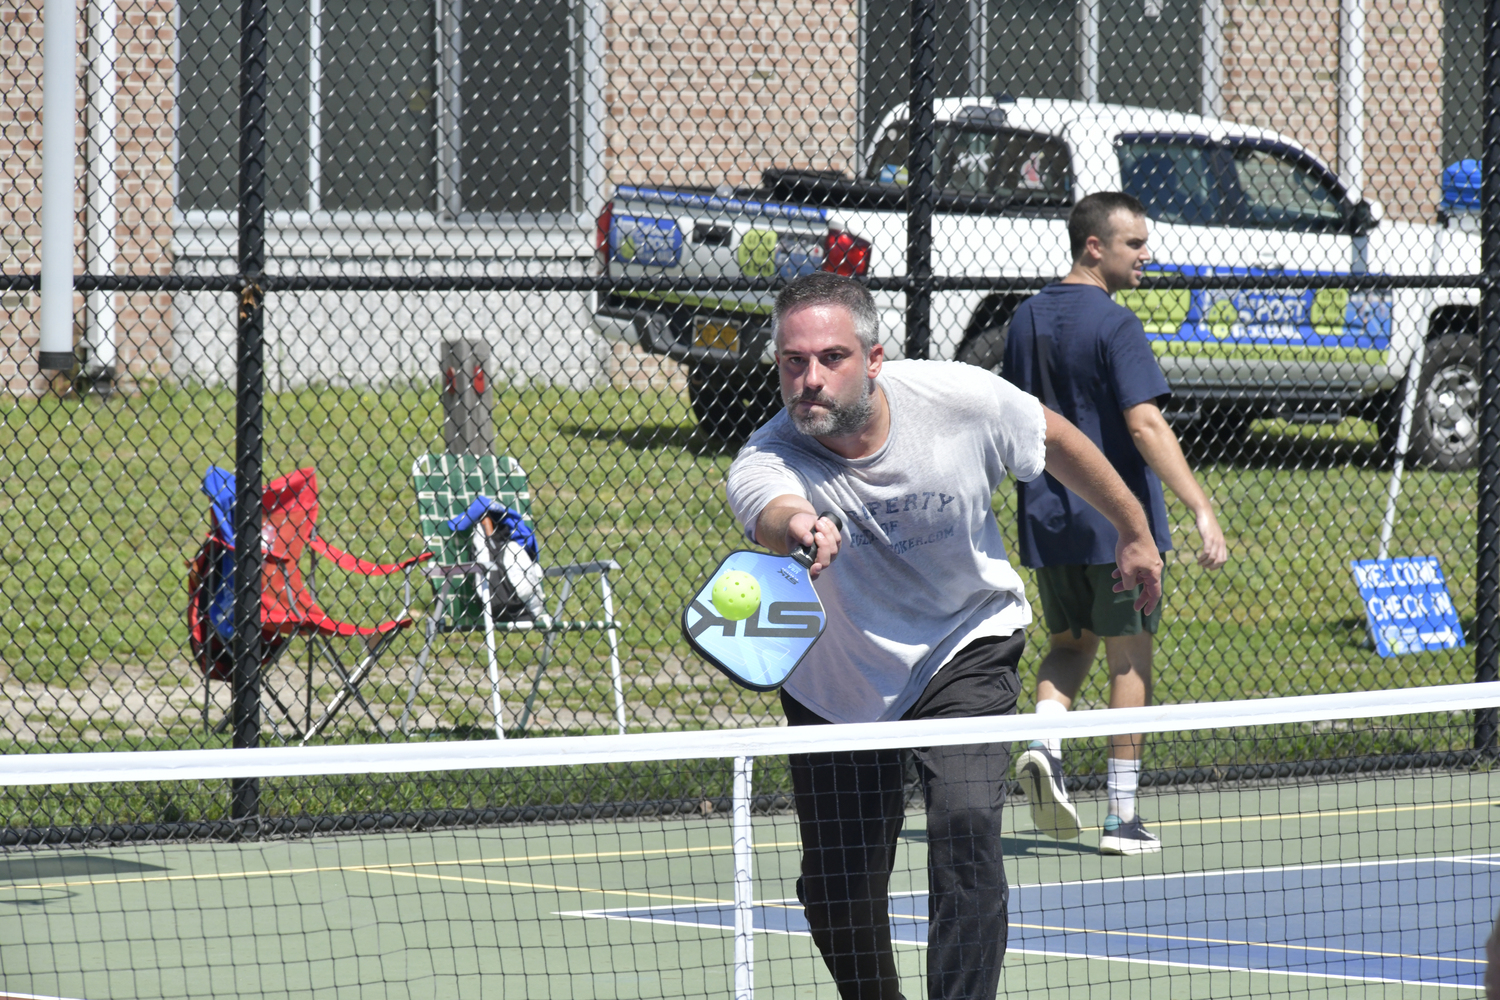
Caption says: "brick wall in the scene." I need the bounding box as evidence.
[603,0,861,190]
[1222,0,1444,223]
[0,0,175,398]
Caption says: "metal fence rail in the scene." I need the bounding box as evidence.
[0,0,1495,822]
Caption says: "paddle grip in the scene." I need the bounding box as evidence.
[791,510,844,569]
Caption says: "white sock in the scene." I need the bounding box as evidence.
[1034,698,1067,758]
[1107,758,1141,823]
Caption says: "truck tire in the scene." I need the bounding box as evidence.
[955,311,1014,373]
[1407,333,1479,471]
[687,363,781,444]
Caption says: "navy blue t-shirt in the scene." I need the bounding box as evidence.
[1002,283,1173,567]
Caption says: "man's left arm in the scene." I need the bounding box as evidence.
[1041,406,1163,613]
[1123,401,1228,570]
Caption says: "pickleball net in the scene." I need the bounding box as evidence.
[2,682,1498,1000]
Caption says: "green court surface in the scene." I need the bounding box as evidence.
[2,769,1496,1000]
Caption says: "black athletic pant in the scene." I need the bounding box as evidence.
[782,630,1024,1000]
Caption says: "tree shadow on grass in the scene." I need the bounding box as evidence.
[558,422,741,457]
[1181,423,1388,472]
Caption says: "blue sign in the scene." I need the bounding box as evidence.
[611,214,683,267]
[1349,557,1465,657]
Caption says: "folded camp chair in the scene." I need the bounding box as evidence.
[187,466,429,742]
[398,453,624,739]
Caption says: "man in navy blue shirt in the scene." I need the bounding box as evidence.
[1002,191,1228,855]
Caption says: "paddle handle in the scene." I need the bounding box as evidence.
[791,510,844,569]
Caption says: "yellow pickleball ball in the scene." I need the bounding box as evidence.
[711,570,762,621]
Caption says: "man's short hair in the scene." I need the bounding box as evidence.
[1068,192,1147,259]
[772,272,879,354]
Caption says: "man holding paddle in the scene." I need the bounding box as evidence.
[724,272,1162,1000]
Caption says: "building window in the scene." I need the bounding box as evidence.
[176,0,581,221]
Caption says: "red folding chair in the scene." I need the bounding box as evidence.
[188,466,430,741]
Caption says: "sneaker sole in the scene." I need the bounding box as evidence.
[1016,752,1081,841]
[1098,835,1163,856]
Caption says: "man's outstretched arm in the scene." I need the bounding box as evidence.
[1041,406,1164,613]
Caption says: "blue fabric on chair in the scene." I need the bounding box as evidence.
[445,495,540,561]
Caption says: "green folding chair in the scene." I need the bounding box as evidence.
[400,453,624,738]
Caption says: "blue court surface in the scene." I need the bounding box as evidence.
[568,852,1498,989]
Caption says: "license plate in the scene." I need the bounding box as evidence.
[695,319,740,351]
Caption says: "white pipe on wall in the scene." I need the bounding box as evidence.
[1201,0,1224,118]
[1338,0,1366,199]
[1077,0,1100,103]
[86,0,119,380]
[39,0,78,371]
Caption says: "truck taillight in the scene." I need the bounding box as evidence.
[822,230,871,277]
[594,203,613,266]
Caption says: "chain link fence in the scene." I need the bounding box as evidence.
[0,0,1494,779]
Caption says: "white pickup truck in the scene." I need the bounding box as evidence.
[591,96,1480,469]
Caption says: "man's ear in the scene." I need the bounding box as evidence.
[865,342,884,378]
[1083,233,1105,264]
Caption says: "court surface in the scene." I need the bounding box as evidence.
[1,769,1496,999]
[571,854,1497,989]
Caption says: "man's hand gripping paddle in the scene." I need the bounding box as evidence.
[682,511,843,691]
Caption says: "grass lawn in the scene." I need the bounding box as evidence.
[0,382,1480,750]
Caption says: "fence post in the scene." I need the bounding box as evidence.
[441,339,496,456]
[904,0,935,361]
[231,0,269,824]
[1477,0,1500,753]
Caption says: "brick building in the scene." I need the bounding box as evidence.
[0,0,1482,397]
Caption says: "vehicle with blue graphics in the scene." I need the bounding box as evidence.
[591,97,1479,468]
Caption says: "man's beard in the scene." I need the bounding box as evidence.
[784,379,875,437]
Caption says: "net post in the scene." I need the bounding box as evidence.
[732,755,754,1000]
[904,0,935,361]
[230,0,269,822]
[1477,0,1500,755]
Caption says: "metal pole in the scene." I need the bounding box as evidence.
[38,0,77,372]
[231,0,269,823]
[1200,0,1224,118]
[1476,0,1500,753]
[1077,0,1100,104]
[731,756,755,1000]
[86,0,119,390]
[905,0,935,361]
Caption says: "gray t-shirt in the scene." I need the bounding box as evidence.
[725,359,1048,724]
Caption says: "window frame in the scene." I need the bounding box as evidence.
[1220,138,1351,235]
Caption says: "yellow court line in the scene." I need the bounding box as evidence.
[0,840,806,895]
[356,865,726,906]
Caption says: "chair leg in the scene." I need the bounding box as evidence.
[301,632,399,745]
[476,570,505,740]
[401,582,449,735]
[517,576,573,737]
[317,637,387,732]
[400,611,443,735]
[600,571,625,735]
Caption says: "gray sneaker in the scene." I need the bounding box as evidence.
[1098,814,1162,855]
[1016,742,1081,840]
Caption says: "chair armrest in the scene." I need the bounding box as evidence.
[543,560,621,579]
[423,562,485,578]
[311,535,433,576]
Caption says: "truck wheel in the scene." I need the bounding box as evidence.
[955,314,1013,373]
[688,363,781,444]
[1407,333,1479,471]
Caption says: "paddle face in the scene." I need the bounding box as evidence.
[682,550,826,691]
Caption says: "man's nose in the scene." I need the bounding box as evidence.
[803,358,827,387]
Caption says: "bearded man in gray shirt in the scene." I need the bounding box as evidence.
[725,272,1163,1000]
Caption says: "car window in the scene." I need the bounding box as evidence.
[867,120,1072,205]
[1117,140,1223,225]
[1229,145,1344,232]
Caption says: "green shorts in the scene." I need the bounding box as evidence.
[1035,562,1165,639]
